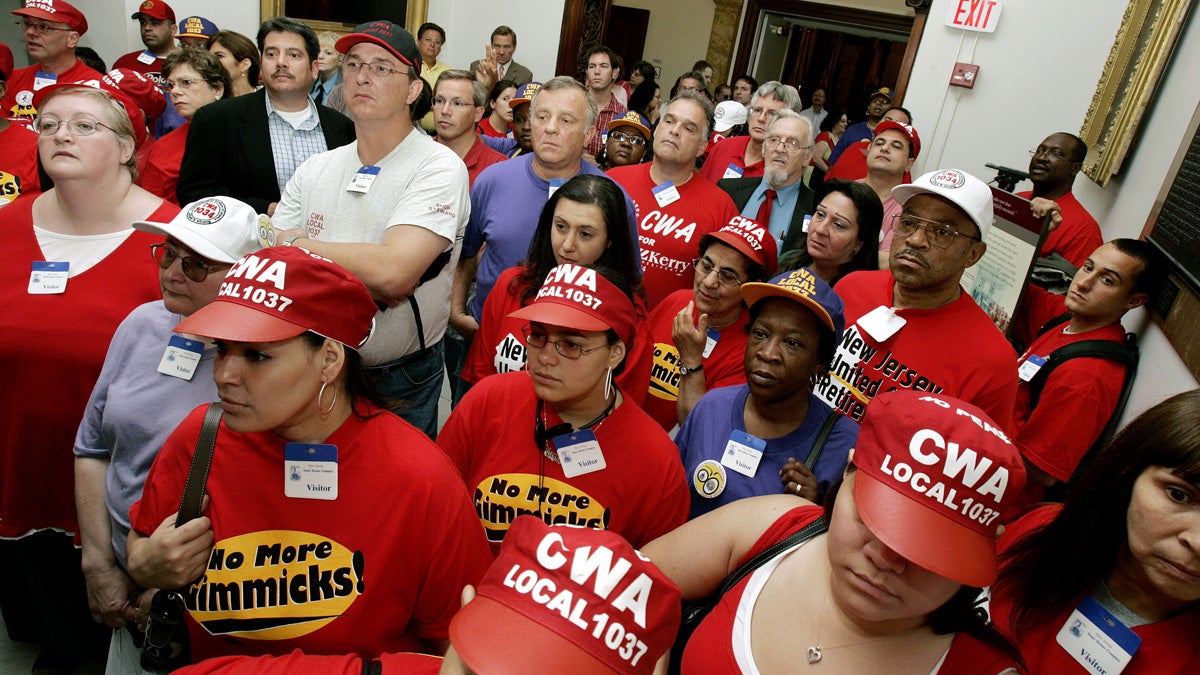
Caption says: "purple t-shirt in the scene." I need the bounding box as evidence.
[676,385,859,520]
[463,154,640,320]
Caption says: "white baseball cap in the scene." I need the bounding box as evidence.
[713,100,748,133]
[134,197,271,264]
[891,169,994,241]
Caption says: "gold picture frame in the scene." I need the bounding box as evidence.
[258,1,428,35]
[1079,0,1194,187]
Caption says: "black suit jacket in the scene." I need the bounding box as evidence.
[718,176,815,256]
[177,89,356,212]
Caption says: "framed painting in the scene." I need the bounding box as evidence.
[259,1,427,34]
[1079,0,1194,187]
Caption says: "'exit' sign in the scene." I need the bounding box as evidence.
[946,0,1002,33]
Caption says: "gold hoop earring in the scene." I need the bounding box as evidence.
[317,380,337,415]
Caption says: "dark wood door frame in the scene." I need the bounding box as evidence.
[557,0,613,78]
[731,0,928,102]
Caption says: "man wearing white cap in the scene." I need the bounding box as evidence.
[815,168,1018,430]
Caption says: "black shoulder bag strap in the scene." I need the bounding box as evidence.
[404,249,455,353]
[717,515,830,596]
[802,413,841,470]
[177,403,223,526]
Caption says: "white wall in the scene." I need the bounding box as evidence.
[902,0,1200,419]
[430,0,566,82]
[612,0,715,87]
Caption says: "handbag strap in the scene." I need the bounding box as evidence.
[717,515,829,596]
[175,403,222,528]
[802,411,841,469]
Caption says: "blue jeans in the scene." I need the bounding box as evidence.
[368,342,444,439]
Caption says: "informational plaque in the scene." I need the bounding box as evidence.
[960,188,1048,337]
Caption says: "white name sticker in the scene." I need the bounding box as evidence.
[856,305,907,343]
[29,261,69,294]
[157,335,204,381]
[137,51,157,65]
[722,163,745,179]
[284,443,339,500]
[1055,596,1141,675]
[1018,354,1046,382]
[554,430,606,478]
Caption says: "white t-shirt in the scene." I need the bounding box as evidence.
[273,131,471,365]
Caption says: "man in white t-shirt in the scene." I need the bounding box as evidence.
[272,21,470,438]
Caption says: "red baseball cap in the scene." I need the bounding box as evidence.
[12,0,87,35]
[176,246,378,349]
[131,0,174,22]
[508,263,636,346]
[335,21,421,75]
[451,516,681,675]
[852,391,1026,587]
[700,215,780,278]
[0,42,13,81]
[33,81,148,148]
[103,68,166,120]
[873,119,921,159]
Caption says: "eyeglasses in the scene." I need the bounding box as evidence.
[693,257,744,287]
[891,214,981,249]
[150,243,230,282]
[1028,146,1072,161]
[432,96,475,110]
[749,106,781,120]
[420,37,444,46]
[343,58,405,78]
[16,19,72,35]
[522,324,609,360]
[163,77,202,91]
[608,130,646,146]
[764,136,811,153]
[33,117,118,137]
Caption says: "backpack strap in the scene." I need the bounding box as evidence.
[718,515,830,596]
[802,411,841,470]
[1027,336,1138,410]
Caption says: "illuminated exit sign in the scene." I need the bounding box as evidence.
[946,0,1002,33]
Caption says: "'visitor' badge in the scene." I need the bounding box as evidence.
[721,430,766,477]
[652,180,681,207]
[284,443,339,500]
[346,165,381,193]
[33,71,58,90]
[703,327,720,358]
[1055,596,1141,675]
[157,335,204,381]
[549,178,567,198]
[1018,354,1046,382]
[722,164,744,179]
[28,261,68,294]
[554,429,606,478]
[137,51,156,65]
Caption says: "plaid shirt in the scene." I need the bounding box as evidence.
[265,94,329,195]
[586,92,627,157]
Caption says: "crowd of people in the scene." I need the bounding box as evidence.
[1,0,1195,673]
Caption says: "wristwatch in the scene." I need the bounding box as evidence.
[678,363,704,377]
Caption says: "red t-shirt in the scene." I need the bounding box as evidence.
[1017,189,1102,267]
[825,271,1017,431]
[438,371,690,552]
[1012,290,1127,508]
[3,59,105,122]
[642,289,750,431]
[174,649,442,675]
[991,505,1200,673]
[0,122,40,206]
[699,136,763,183]
[608,163,741,308]
[477,119,508,138]
[463,136,507,187]
[113,50,167,82]
[131,403,491,661]
[139,121,188,203]
[0,196,174,537]
[461,265,653,407]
